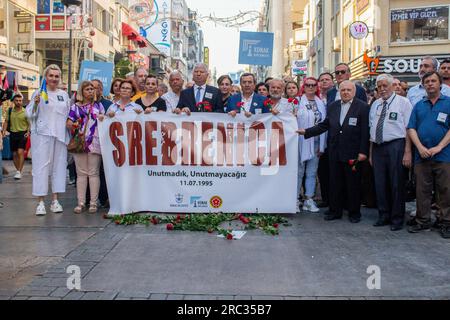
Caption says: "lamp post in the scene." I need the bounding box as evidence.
[62,0,82,95]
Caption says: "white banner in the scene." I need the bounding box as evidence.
[98,113,299,215]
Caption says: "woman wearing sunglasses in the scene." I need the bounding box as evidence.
[297,77,327,213]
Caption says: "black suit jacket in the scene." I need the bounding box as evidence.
[305,98,370,162]
[176,85,224,113]
[327,84,368,106]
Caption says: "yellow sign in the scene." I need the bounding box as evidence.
[204,47,209,67]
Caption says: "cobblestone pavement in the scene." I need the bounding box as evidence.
[1,161,449,300]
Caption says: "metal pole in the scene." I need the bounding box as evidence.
[68,13,73,95]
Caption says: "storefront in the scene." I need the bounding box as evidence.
[375,54,450,84]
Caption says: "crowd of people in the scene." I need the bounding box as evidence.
[0,57,449,239]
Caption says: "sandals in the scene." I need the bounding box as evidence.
[74,204,86,214]
[88,204,98,214]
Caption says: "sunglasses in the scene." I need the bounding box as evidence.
[305,83,317,88]
[336,70,349,75]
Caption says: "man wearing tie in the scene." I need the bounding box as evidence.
[369,74,413,231]
[227,73,269,117]
[298,81,370,223]
[174,63,223,114]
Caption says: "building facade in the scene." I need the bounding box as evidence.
[0,0,39,99]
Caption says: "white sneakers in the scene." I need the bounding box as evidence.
[36,200,64,216]
[302,199,320,213]
[50,200,64,213]
[35,201,46,216]
[14,171,22,180]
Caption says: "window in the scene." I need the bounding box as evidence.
[391,6,449,43]
[18,21,32,33]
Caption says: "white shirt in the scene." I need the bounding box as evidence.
[407,83,450,107]
[26,89,70,144]
[340,100,352,125]
[161,91,180,113]
[193,84,206,103]
[242,93,254,112]
[335,86,341,102]
[273,98,292,114]
[369,93,413,143]
[108,101,142,114]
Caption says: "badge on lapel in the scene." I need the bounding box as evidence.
[204,92,213,99]
[349,118,358,126]
[389,112,398,121]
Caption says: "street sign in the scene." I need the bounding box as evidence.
[238,31,274,66]
[78,61,114,97]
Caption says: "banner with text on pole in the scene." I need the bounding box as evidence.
[238,31,274,66]
[98,113,298,215]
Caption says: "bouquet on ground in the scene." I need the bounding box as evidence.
[196,101,213,112]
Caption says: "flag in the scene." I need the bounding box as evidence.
[40,78,49,104]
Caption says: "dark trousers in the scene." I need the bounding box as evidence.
[372,139,406,227]
[328,159,362,218]
[318,150,329,203]
[98,160,108,206]
[415,161,450,227]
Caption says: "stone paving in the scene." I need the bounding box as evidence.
[0,161,449,300]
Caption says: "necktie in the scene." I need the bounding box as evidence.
[195,87,202,104]
[375,101,388,144]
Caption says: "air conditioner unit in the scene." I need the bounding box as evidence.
[333,37,341,52]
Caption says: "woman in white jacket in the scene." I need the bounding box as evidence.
[26,64,70,216]
[297,77,327,213]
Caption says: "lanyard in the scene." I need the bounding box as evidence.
[376,94,397,114]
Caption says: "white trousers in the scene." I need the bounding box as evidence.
[31,134,68,197]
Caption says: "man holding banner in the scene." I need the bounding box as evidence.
[174,63,223,114]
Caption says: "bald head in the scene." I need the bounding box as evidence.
[339,80,356,103]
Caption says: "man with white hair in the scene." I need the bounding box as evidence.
[298,80,370,223]
[268,78,292,114]
[369,74,413,231]
[407,56,450,107]
[162,71,184,112]
[174,63,223,114]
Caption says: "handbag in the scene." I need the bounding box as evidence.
[67,111,90,153]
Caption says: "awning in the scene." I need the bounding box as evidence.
[121,23,148,48]
[122,22,139,39]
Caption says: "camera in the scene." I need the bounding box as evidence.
[0,87,14,103]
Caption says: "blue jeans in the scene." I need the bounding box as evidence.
[297,142,320,198]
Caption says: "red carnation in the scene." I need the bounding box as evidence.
[348,159,356,166]
[237,102,244,107]
[204,104,213,112]
[273,223,279,228]
[293,99,299,105]
[151,217,159,225]
[166,223,174,231]
[226,233,233,240]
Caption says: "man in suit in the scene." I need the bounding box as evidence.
[327,63,368,106]
[174,63,223,114]
[227,73,269,117]
[298,81,370,223]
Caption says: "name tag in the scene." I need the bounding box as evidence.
[255,108,262,114]
[437,112,448,123]
[349,118,358,126]
[389,112,398,121]
[151,106,158,112]
[57,95,64,102]
[205,92,213,99]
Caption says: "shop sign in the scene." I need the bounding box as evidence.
[350,21,369,39]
